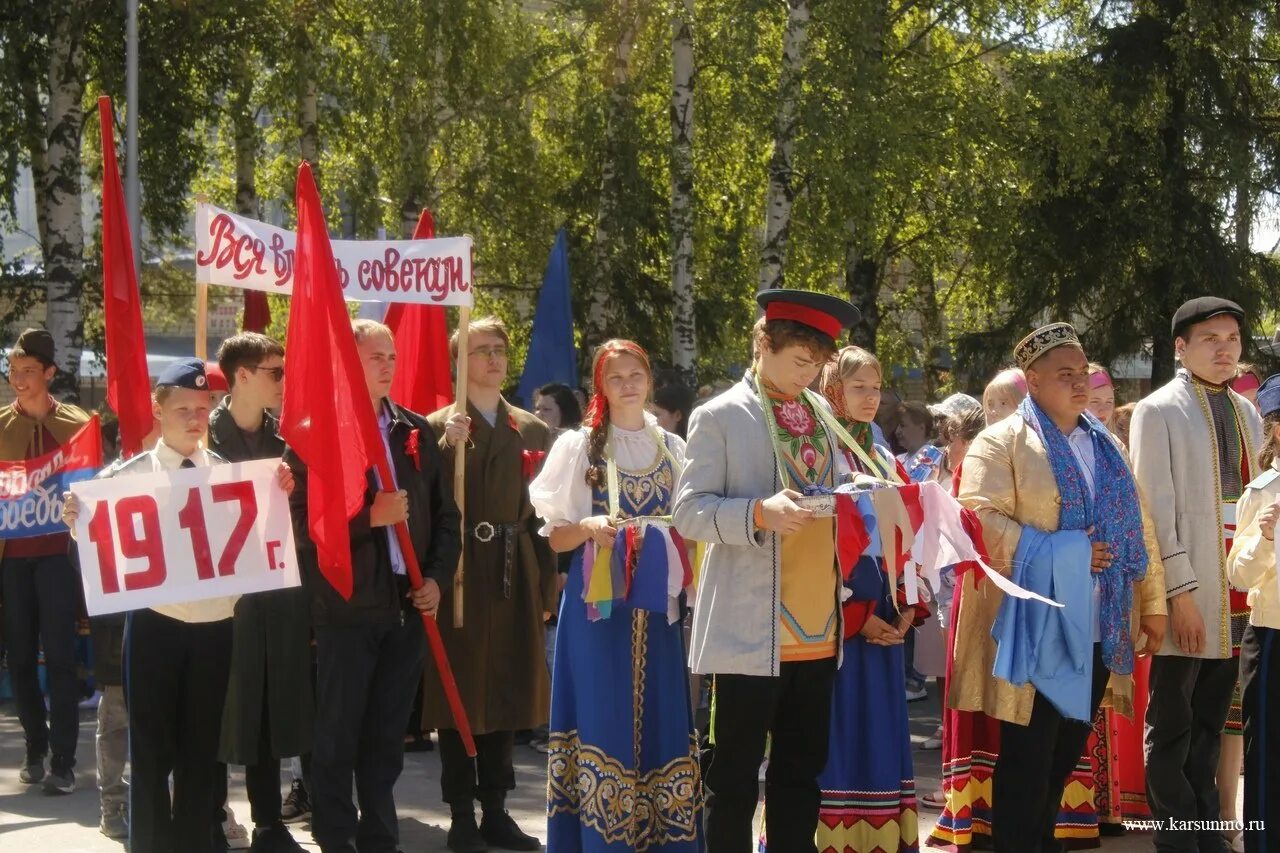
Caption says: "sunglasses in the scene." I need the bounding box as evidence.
[247,365,285,382]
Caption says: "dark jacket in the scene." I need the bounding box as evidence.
[284,399,462,628]
[421,399,556,733]
[209,400,315,764]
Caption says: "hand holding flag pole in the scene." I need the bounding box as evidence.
[281,163,475,756]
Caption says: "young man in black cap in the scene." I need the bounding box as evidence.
[209,332,310,853]
[1131,297,1263,853]
[285,320,461,853]
[673,289,859,853]
[1,327,91,793]
[65,358,251,853]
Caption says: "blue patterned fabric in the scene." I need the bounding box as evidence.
[547,443,702,852]
[1016,396,1148,674]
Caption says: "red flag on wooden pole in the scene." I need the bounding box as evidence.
[384,210,454,414]
[280,165,476,755]
[98,96,153,458]
[242,291,271,333]
[278,162,385,599]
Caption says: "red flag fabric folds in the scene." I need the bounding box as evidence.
[384,210,454,415]
[242,290,271,333]
[278,162,385,600]
[97,97,152,458]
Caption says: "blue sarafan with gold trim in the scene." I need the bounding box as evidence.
[547,437,703,852]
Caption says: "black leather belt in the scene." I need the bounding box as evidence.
[469,522,521,598]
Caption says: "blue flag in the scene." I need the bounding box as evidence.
[516,229,576,406]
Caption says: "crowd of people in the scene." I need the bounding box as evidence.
[0,288,1278,853]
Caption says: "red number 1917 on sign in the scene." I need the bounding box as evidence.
[71,458,300,616]
[87,482,258,594]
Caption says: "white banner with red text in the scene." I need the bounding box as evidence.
[195,202,474,306]
[71,458,301,616]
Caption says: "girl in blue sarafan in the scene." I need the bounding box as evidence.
[529,339,701,853]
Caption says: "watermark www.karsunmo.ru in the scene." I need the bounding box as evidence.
[1121,819,1265,832]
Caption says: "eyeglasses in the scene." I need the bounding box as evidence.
[248,365,285,382]
[468,346,508,360]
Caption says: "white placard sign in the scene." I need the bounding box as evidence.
[195,202,475,306]
[71,458,300,616]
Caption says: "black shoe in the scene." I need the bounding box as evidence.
[251,823,305,853]
[19,754,45,785]
[480,810,540,851]
[446,812,488,853]
[404,732,435,753]
[43,767,75,794]
[280,779,311,824]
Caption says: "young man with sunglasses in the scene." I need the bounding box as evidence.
[209,332,311,852]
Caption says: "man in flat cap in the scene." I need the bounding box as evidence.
[952,323,1165,853]
[1,328,91,794]
[674,289,860,853]
[1130,297,1262,853]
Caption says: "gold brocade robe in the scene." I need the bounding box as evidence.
[950,414,1166,725]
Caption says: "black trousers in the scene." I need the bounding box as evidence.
[311,616,425,853]
[125,609,233,853]
[438,729,516,811]
[1240,625,1279,853]
[1,555,80,771]
[992,644,1110,853]
[703,657,838,853]
[1145,654,1239,853]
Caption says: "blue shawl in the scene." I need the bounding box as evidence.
[1017,395,1148,675]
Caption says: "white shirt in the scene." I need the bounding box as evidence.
[131,439,240,623]
[528,415,686,534]
[1066,424,1101,642]
[375,404,407,576]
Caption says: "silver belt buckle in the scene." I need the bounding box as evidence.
[474,521,496,543]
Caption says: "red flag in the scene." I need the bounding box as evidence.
[384,210,454,414]
[278,162,385,600]
[98,97,152,458]
[242,290,271,333]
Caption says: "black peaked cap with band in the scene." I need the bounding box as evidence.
[1171,296,1245,338]
[756,289,861,342]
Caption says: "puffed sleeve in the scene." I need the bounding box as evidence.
[528,428,592,535]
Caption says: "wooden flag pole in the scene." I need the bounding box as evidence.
[194,193,209,360]
[452,306,471,629]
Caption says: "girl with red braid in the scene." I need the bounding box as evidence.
[529,340,701,853]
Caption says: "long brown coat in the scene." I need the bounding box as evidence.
[422,399,557,734]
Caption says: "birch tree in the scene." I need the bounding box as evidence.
[670,0,696,381]
[757,0,811,293]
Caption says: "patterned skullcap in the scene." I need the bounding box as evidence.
[1014,322,1081,372]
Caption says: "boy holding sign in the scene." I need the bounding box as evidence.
[1,327,92,794]
[65,358,292,853]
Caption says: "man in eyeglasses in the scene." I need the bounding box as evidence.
[209,332,311,853]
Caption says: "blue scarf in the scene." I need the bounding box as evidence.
[1017,395,1148,675]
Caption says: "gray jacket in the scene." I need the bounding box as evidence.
[1130,369,1263,659]
[674,374,845,677]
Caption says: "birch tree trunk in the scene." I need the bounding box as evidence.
[43,2,89,400]
[585,0,637,348]
[231,66,260,219]
[758,0,810,293]
[669,0,696,382]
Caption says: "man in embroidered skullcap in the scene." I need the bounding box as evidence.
[674,289,859,853]
[951,323,1166,853]
[1130,297,1263,853]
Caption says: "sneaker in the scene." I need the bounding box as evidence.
[921,725,943,749]
[250,823,304,852]
[529,735,550,754]
[280,779,311,824]
[79,690,102,710]
[223,807,252,850]
[19,754,46,785]
[100,805,129,839]
[446,812,487,853]
[43,767,75,795]
[479,809,540,850]
[905,684,928,702]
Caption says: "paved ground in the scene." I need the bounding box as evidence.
[0,685,1217,851]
